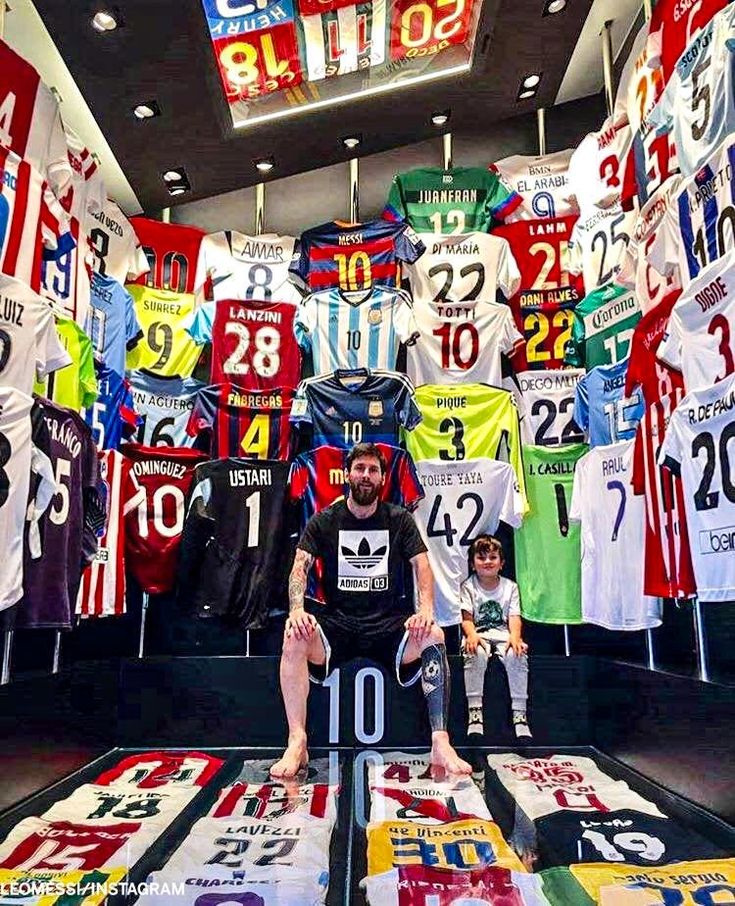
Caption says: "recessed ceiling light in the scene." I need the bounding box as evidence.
[523,73,542,89]
[255,157,274,173]
[342,136,361,149]
[518,89,536,100]
[163,170,183,182]
[543,0,567,14]
[169,186,187,196]
[91,10,118,31]
[133,102,160,120]
[431,111,450,126]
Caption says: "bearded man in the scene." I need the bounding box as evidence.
[271,442,471,779]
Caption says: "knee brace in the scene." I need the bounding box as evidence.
[421,643,450,733]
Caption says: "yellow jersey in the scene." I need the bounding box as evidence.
[126,285,200,378]
[570,859,735,904]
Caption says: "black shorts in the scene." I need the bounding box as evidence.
[305,606,421,688]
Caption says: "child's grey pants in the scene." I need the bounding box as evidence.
[462,628,528,712]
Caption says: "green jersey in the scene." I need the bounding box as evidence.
[515,444,586,624]
[383,166,521,234]
[35,316,98,411]
[563,282,641,369]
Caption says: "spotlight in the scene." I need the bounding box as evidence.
[543,0,567,14]
[342,135,361,149]
[161,168,191,196]
[523,73,542,89]
[431,111,450,126]
[518,89,536,100]
[169,186,187,196]
[133,102,160,120]
[255,157,274,173]
[163,170,184,182]
[91,9,119,31]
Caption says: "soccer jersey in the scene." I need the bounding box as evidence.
[647,0,730,82]
[413,459,525,626]
[129,371,204,447]
[187,297,301,390]
[295,284,416,373]
[37,317,98,411]
[187,384,293,460]
[42,783,195,828]
[130,216,204,294]
[76,450,136,618]
[0,274,71,394]
[369,781,491,825]
[85,364,138,450]
[384,166,522,234]
[657,252,735,391]
[517,370,584,447]
[195,231,300,303]
[570,441,662,630]
[366,818,525,876]
[492,150,577,221]
[291,369,420,448]
[85,198,148,284]
[659,371,735,601]
[568,117,633,215]
[300,0,386,80]
[516,444,586,625]
[564,283,642,370]
[126,286,200,378]
[574,360,645,448]
[122,445,208,595]
[136,874,327,906]
[624,289,684,404]
[19,400,99,629]
[567,205,636,292]
[210,782,337,823]
[0,867,126,906]
[291,219,423,291]
[86,272,141,376]
[94,750,223,789]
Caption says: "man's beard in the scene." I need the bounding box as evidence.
[349,480,380,506]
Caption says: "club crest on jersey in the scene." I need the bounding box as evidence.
[368,308,383,325]
[338,530,390,591]
[368,399,384,418]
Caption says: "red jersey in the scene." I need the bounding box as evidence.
[632,388,697,599]
[492,216,584,370]
[94,750,223,789]
[647,0,729,83]
[211,782,336,821]
[363,864,542,906]
[129,217,204,294]
[122,445,207,594]
[624,289,684,405]
[186,384,293,460]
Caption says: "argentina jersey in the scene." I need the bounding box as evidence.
[294,285,417,374]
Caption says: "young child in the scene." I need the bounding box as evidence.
[460,534,532,739]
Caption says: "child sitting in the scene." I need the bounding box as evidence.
[460,534,532,739]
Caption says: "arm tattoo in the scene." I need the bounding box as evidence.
[289,548,314,613]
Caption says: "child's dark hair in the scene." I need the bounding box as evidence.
[467,534,504,575]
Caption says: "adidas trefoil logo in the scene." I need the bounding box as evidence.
[340,537,387,570]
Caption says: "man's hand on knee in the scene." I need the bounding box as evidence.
[405,611,434,642]
[285,608,318,641]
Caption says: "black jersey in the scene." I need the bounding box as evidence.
[178,458,290,628]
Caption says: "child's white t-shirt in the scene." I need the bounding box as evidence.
[459,575,520,634]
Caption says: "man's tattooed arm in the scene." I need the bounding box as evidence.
[289,548,315,613]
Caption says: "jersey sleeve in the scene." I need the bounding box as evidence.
[79,337,99,409]
[569,456,585,524]
[617,235,638,290]
[631,424,646,496]
[194,238,213,300]
[395,224,425,264]
[125,289,143,350]
[486,172,523,223]
[500,307,524,358]
[566,222,584,277]
[564,311,586,367]
[624,326,644,396]
[391,449,424,510]
[573,376,590,434]
[289,383,312,426]
[499,467,525,529]
[41,184,74,261]
[289,234,311,290]
[36,311,73,380]
[498,240,522,300]
[646,209,678,276]
[383,176,407,222]
[657,414,683,475]
[656,314,683,371]
[187,302,215,345]
[27,444,56,560]
[507,581,521,618]
[186,390,216,437]
[129,239,151,283]
[645,75,675,136]
[393,292,419,344]
[394,379,422,431]
[293,295,317,350]
[288,456,309,503]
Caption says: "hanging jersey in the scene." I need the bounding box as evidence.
[0,274,71,395]
[195,231,300,303]
[564,282,642,370]
[369,781,491,825]
[76,450,135,618]
[94,750,223,789]
[85,198,148,284]
[291,369,420,448]
[86,272,141,376]
[129,371,204,448]
[413,459,525,626]
[570,440,662,630]
[37,317,98,410]
[130,216,204,294]
[295,284,416,374]
[384,166,522,234]
[517,370,584,447]
[126,286,200,378]
[42,783,195,828]
[567,205,636,293]
[659,371,735,602]
[291,219,423,292]
[491,150,577,221]
[622,290,683,408]
[188,297,301,390]
[300,0,387,81]
[516,444,586,625]
[366,818,524,876]
[574,360,645,448]
[657,252,735,391]
[85,364,138,450]
[0,867,126,906]
[568,117,633,215]
[187,384,293,460]
[121,445,208,595]
[288,443,424,529]
[136,874,327,906]
[211,782,337,824]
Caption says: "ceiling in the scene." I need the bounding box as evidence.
[26,0,636,213]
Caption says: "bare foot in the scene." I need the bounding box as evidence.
[431,734,472,776]
[270,736,309,779]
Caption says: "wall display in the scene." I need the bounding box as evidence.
[564,282,641,370]
[567,116,632,215]
[130,216,204,295]
[129,371,204,448]
[36,316,98,411]
[567,205,636,293]
[86,272,142,377]
[85,363,138,450]
[516,369,584,448]
[85,197,148,285]
[492,149,577,221]
[573,359,644,448]
[126,286,201,378]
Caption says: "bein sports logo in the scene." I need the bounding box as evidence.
[700,525,735,554]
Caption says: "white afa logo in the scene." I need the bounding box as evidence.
[338,530,390,592]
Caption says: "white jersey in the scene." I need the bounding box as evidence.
[0,274,71,394]
[0,389,54,611]
[517,369,584,447]
[413,459,525,626]
[492,150,577,220]
[659,371,735,602]
[300,0,386,81]
[294,284,416,374]
[568,204,636,291]
[367,751,434,786]
[369,779,491,825]
[570,440,662,630]
[137,873,327,906]
[568,116,633,215]
[209,782,338,826]
[194,231,300,304]
[85,198,149,285]
[363,866,551,906]
[42,784,195,830]
[486,754,666,823]
[657,251,735,391]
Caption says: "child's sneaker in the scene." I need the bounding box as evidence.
[513,712,532,738]
[467,707,483,736]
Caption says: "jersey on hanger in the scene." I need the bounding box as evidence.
[517,370,584,447]
[623,289,683,406]
[86,272,142,376]
[122,445,208,595]
[564,282,641,370]
[126,285,201,378]
[85,198,149,284]
[295,284,416,374]
[659,371,735,602]
[290,369,421,448]
[187,384,293,460]
[85,364,138,450]
[568,116,633,215]
[383,166,522,234]
[129,371,204,448]
[515,443,586,625]
[36,316,98,410]
[570,440,662,631]
[574,360,644,448]
[567,204,636,293]
[300,0,386,81]
[491,149,577,220]
[291,219,423,291]
[412,459,525,626]
[94,750,223,788]
[369,780,491,825]
[130,216,204,294]
[210,782,338,824]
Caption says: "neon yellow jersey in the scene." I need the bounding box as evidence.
[35,316,97,410]
[126,285,200,378]
[366,819,525,876]
[570,859,735,904]
[0,867,127,905]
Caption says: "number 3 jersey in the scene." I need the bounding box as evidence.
[126,286,200,378]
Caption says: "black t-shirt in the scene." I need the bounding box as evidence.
[298,499,427,632]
